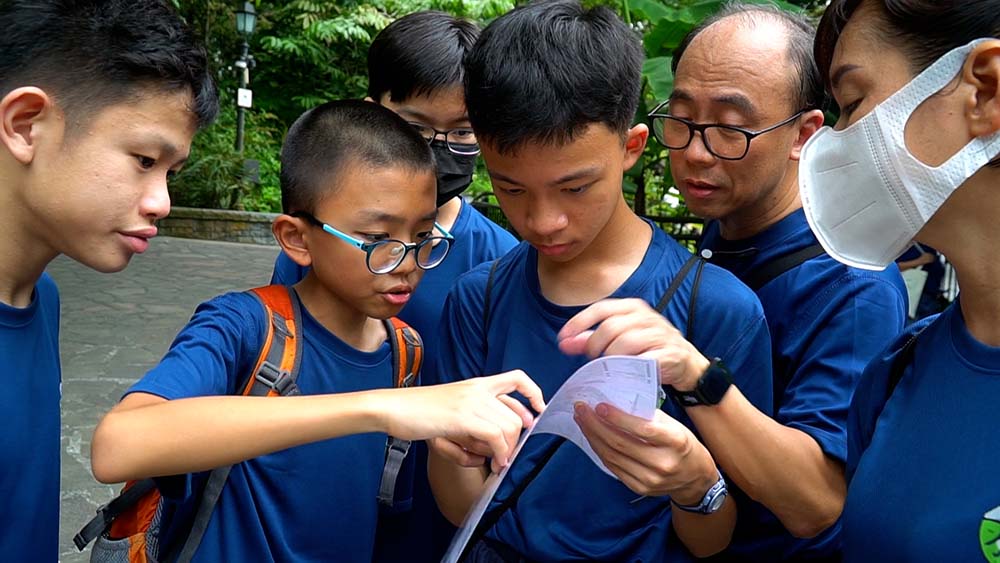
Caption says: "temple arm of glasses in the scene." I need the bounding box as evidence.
[434,222,455,239]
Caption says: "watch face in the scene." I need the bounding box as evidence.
[707,490,728,513]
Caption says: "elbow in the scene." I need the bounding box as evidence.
[90,414,130,484]
[783,509,841,539]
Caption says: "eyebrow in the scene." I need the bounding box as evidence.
[669,90,758,117]
[489,166,602,188]
[355,209,438,224]
[831,64,862,89]
[396,107,470,128]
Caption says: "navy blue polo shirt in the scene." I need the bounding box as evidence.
[699,208,908,561]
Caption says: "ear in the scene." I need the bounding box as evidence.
[0,87,57,165]
[963,41,1000,139]
[623,123,649,169]
[789,109,825,161]
[272,214,314,268]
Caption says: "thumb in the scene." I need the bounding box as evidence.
[557,330,594,357]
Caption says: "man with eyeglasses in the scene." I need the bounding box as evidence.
[269,11,517,563]
[647,4,907,562]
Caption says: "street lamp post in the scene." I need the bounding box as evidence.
[234,2,257,153]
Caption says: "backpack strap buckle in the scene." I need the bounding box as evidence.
[255,361,298,395]
[377,436,413,506]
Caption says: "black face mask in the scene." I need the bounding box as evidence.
[431,141,477,207]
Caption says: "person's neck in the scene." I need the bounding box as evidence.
[0,172,57,307]
[293,275,386,352]
[437,196,462,232]
[919,173,1000,346]
[537,200,652,306]
[717,179,801,240]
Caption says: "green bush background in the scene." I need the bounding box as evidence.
[168,0,826,215]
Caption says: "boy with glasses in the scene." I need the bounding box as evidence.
[653,4,907,560]
[89,100,544,562]
[271,13,518,561]
[427,1,774,560]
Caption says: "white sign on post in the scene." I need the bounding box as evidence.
[237,88,253,109]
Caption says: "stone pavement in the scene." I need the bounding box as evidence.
[47,237,279,562]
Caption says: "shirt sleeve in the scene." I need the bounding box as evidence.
[779,271,907,463]
[433,263,494,385]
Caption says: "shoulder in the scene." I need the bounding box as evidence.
[451,242,527,296]
[457,202,518,251]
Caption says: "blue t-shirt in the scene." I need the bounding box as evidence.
[271,200,516,562]
[699,209,908,560]
[844,302,1000,562]
[0,273,61,562]
[127,291,397,562]
[435,221,773,561]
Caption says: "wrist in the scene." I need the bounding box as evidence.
[675,354,711,392]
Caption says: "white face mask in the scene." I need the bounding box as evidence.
[799,39,1000,271]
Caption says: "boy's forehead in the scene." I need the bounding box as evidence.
[380,86,469,127]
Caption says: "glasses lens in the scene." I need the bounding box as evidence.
[408,123,436,142]
[704,126,749,159]
[416,237,451,269]
[654,117,693,149]
[369,241,407,274]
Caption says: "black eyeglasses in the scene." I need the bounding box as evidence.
[407,122,480,156]
[292,212,453,275]
[648,101,808,161]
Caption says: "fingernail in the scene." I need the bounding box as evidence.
[596,403,609,417]
[574,402,586,415]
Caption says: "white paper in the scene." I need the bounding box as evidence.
[441,355,659,563]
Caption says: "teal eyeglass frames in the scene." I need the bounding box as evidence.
[293,211,454,275]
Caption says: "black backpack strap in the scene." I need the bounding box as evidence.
[377,318,423,507]
[656,252,708,341]
[887,327,925,398]
[170,286,304,563]
[73,478,158,550]
[742,244,825,292]
[459,437,566,561]
[482,258,502,358]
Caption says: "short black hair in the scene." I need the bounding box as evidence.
[367,10,479,102]
[280,100,435,214]
[673,2,823,111]
[816,0,1000,167]
[464,0,644,155]
[0,0,218,129]
[817,0,1000,86]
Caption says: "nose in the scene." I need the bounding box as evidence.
[525,198,568,238]
[391,244,420,275]
[679,130,718,167]
[140,176,171,221]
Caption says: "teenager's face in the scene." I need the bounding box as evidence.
[305,161,437,320]
[24,90,196,272]
[482,124,646,263]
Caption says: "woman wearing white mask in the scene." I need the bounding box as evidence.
[800,1,1000,562]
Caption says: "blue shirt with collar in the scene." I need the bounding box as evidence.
[844,302,1000,563]
[434,221,773,561]
[699,208,908,561]
[1,273,61,562]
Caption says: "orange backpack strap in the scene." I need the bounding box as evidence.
[377,317,422,507]
[240,285,303,397]
[171,286,304,563]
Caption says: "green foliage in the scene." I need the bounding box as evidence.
[171,0,824,214]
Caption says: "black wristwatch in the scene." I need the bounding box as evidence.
[670,357,733,407]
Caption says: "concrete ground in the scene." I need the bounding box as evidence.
[48,237,279,562]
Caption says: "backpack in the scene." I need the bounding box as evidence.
[74,285,423,563]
